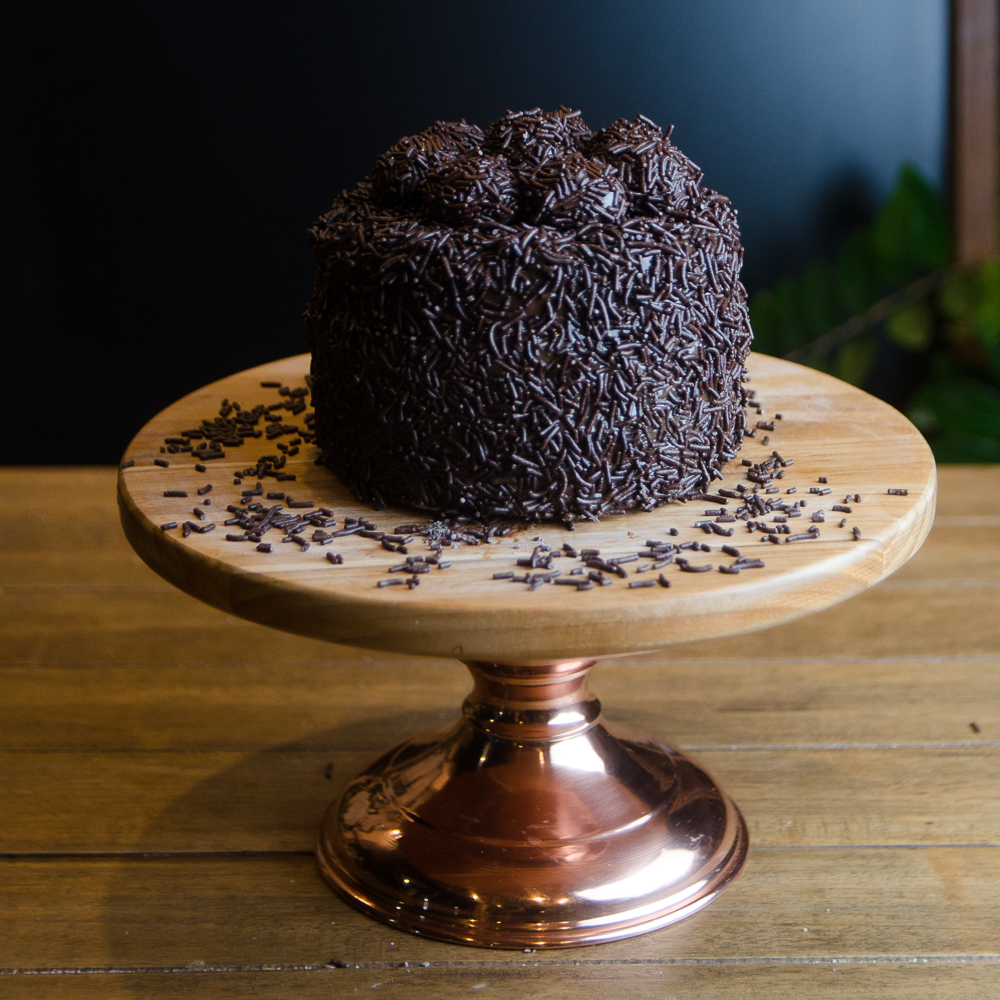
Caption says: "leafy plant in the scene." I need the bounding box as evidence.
[748,165,1000,462]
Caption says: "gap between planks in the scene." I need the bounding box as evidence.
[0,963,998,1000]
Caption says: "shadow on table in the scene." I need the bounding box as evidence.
[96,698,695,983]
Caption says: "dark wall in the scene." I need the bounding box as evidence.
[2,1,948,464]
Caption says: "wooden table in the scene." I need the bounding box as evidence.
[114,352,936,949]
[1,464,998,996]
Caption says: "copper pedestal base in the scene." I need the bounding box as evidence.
[316,659,747,949]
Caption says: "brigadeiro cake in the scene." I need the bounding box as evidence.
[305,107,752,522]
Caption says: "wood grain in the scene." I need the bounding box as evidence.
[1,746,996,855]
[0,465,995,996]
[117,353,936,660]
[2,849,997,969]
[0,654,995,751]
[4,578,998,665]
[2,965,998,999]
[2,965,997,1000]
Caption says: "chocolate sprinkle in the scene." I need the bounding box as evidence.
[677,560,712,572]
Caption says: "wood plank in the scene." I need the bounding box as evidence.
[0,589,364,667]
[3,577,999,666]
[0,466,120,520]
[673,582,1000,661]
[0,664,463,751]
[115,353,937,661]
[0,551,163,588]
[1,746,996,855]
[0,962,996,999]
[888,525,1000,580]
[0,657,994,752]
[932,464,1000,516]
[1,849,996,969]
[0,464,994,995]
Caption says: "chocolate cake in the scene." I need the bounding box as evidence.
[305,107,752,521]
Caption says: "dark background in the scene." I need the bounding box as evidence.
[2,1,948,464]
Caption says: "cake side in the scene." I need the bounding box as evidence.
[305,108,752,521]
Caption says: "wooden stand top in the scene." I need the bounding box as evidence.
[118,353,935,662]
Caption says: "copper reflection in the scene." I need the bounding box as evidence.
[316,659,747,949]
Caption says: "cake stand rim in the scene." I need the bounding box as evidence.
[117,352,937,662]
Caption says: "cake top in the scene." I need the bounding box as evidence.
[360,107,706,233]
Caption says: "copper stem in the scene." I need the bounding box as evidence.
[462,659,600,741]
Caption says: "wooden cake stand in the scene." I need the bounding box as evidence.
[118,352,935,950]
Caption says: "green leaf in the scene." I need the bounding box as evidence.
[836,336,876,386]
[938,268,979,320]
[937,257,1000,382]
[834,230,879,318]
[887,301,934,352]
[748,289,779,355]
[799,260,838,340]
[908,375,1000,441]
[872,165,950,287]
[927,432,1000,463]
[749,276,812,355]
[909,376,1000,462]
[751,165,948,361]
[972,259,1000,348]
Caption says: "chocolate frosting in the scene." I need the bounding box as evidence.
[306,108,752,521]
